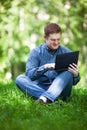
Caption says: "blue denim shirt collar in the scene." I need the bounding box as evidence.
[44,42,60,54]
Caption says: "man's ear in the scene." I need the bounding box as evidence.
[44,35,47,40]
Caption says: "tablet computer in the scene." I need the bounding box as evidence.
[55,51,79,72]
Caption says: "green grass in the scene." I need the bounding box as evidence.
[0,81,87,130]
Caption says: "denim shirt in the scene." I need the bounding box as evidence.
[26,43,80,85]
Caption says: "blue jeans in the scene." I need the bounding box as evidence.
[15,71,73,102]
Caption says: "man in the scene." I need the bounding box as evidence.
[15,23,80,104]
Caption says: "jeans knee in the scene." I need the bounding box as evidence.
[15,75,24,86]
[65,71,73,80]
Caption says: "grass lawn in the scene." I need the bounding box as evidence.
[0,80,87,130]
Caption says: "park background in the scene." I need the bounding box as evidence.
[0,0,87,130]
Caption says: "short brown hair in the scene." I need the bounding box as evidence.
[44,23,62,37]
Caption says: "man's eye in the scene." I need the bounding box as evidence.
[51,39,55,41]
[51,39,60,42]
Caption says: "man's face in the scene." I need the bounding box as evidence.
[45,33,61,50]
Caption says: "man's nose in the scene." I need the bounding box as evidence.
[54,40,59,44]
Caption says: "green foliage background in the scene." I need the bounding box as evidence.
[0,0,87,87]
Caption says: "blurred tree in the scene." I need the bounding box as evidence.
[0,0,87,84]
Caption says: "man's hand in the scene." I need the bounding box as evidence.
[68,63,79,77]
[44,63,55,70]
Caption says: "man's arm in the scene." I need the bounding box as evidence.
[25,49,46,80]
[68,63,80,85]
[73,74,80,85]
[25,49,55,81]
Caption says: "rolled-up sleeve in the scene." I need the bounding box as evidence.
[73,74,81,85]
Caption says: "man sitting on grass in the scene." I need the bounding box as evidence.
[15,23,80,104]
